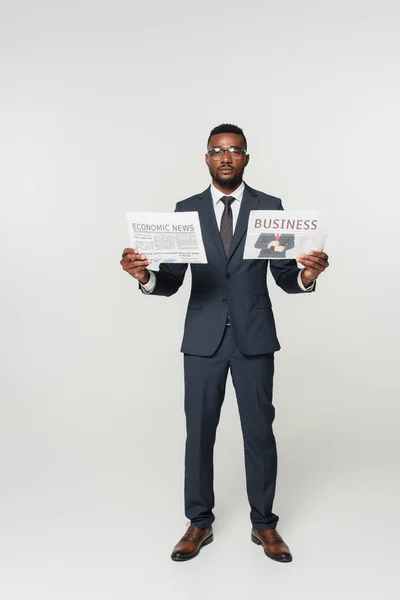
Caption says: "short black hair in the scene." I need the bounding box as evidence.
[207,123,247,151]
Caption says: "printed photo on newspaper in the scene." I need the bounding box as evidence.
[126,211,208,263]
[243,210,329,260]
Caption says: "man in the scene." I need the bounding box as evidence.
[120,124,329,563]
[255,232,296,258]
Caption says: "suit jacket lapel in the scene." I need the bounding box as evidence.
[227,184,260,263]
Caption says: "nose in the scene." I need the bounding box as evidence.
[220,150,233,164]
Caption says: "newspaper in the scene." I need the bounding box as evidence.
[243,210,329,260]
[126,211,207,263]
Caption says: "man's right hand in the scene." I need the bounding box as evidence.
[120,248,152,284]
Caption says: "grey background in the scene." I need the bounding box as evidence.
[1,1,399,598]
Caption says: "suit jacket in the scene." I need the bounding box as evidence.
[255,233,295,258]
[143,184,314,357]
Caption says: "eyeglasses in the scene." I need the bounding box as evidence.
[207,146,247,161]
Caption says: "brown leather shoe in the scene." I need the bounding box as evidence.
[171,523,213,562]
[251,527,293,562]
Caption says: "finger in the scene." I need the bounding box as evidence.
[121,253,150,264]
[126,253,149,262]
[299,252,326,263]
[121,258,151,269]
[297,255,325,266]
[297,258,326,273]
[123,265,148,277]
[309,251,329,260]
[122,248,139,258]
[297,254,327,268]
[297,258,326,271]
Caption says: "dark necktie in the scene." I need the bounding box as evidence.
[220,196,235,257]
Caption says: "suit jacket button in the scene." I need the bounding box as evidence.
[222,298,227,303]
[226,273,231,279]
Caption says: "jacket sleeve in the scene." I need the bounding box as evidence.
[140,202,188,297]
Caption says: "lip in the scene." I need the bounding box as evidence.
[218,167,234,172]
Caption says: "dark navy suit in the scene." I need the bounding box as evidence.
[143,183,313,530]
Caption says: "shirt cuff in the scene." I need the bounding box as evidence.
[140,270,156,294]
[298,270,315,292]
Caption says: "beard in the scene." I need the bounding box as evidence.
[209,166,244,189]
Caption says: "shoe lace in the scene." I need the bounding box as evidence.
[267,530,282,544]
[182,522,202,542]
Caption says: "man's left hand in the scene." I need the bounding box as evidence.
[297,251,329,287]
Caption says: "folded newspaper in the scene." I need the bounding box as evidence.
[243,210,329,260]
[126,211,207,263]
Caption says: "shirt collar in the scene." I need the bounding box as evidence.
[210,181,245,205]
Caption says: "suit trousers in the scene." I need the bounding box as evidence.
[183,325,279,532]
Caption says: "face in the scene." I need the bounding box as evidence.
[205,133,249,189]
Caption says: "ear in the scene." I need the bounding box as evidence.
[205,153,210,167]
[245,154,250,167]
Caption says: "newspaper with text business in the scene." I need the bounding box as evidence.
[243,210,330,260]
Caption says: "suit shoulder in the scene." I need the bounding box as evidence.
[176,191,206,211]
[250,187,282,209]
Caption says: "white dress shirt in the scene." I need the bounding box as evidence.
[141,182,314,293]
[211,180,245,231]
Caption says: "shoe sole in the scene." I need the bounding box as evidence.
[171,534,214,562]
[251,533,293,563]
